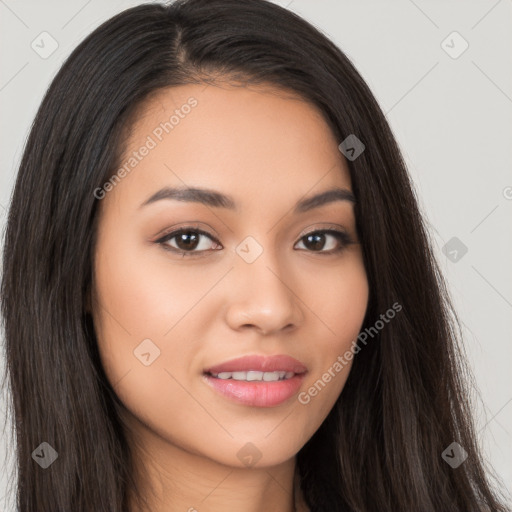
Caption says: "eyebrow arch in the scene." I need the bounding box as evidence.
[139,186,356,213]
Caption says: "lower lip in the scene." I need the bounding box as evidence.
[203,373,306,407]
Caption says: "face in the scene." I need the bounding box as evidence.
[91,82,369,470]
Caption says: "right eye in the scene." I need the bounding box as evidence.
[156,227,222,257]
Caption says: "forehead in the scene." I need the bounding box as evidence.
[107,82,352,214]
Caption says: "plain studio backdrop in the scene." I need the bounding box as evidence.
[0,1,511,510]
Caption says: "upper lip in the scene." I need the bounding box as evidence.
[204,355,308,375]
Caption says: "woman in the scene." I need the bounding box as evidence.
[1,0,508,510]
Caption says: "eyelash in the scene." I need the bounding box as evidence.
[155,225,354,258]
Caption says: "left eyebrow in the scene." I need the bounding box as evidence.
[293,187,356,213]
[139,186,356,213]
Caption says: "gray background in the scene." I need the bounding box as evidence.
[1,0,511,509]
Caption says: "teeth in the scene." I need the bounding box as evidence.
[213,371,295,381]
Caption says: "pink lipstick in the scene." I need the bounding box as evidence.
[203,354,307,407]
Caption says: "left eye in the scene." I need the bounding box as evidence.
[295,230,350,252]
[156,228,352,256]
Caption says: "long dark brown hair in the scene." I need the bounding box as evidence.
[1,0,509,510]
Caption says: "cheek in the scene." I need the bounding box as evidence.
[306,251,369,349]
[299,255,368,411]
[92,226,231,409]
[91,234,210,445]
[93,227,211,342]
[91,228,191,387]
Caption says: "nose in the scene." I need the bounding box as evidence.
[224,248,304,336]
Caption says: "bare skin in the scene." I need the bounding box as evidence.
[91,81,369,512]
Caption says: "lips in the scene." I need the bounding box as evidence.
[204,354,308,375]
[203,354,308,407]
